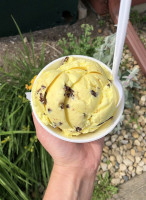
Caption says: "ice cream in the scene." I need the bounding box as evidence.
[32,56,119,136]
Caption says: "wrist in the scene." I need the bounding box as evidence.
[53,163,97,179]
[52,164,97,200]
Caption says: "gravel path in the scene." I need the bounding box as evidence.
[98,33,146,185]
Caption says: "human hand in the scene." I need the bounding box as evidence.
[33,113,104,200]
[33,113,104,171]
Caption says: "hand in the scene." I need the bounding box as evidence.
[33,113,104,171]
[33,113,104,200]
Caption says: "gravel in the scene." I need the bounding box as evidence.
[98,39,146,185]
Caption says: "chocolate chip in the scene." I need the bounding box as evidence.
[37,88,41,94]
[59,122,63,126]
[48,108,52,112]
[97,116,113,126]
[91,90,97,97]
[41,85,46,89]
[64,85,69,91]
[97,121,104,126]
[83,113,86,117]
[66,104,70,108]
[39,92,47,104]
[64,84,74,98]
[60,103,64,109]
[76,127,82,132]
[39,93,44,103]
[108,116,113,120]
[63,57,69,63]
[108,79,112,83]
[44,92,47,105]
[107,79,112,87]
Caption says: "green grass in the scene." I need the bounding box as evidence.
[0,19,53,200]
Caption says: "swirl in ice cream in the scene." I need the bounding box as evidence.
[32,56,119,136]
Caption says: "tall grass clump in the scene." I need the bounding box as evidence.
[0,19,53,200]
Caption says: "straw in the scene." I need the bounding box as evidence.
[112,0,132,79]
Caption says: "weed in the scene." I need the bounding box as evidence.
[106,160,111,165]
[92,172,118,200]
[98,19,106,27]
[58,24,104,56]
[93,33,115,68]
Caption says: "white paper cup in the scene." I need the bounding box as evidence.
[31,55,124,143]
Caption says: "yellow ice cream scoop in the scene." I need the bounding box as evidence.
[32,56,119,137]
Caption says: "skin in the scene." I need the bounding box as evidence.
[33,113,104,200]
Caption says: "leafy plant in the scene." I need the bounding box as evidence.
[98,19,106,27]
[92,172,118,200]
[58,24,104,56]
[0,19,53,200]
[121,67,140,108]
[93,33,116,68]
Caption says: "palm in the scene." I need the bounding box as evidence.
[33,114,104,169]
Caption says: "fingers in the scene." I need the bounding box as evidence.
[32,112,68,154]
[32,112,49,139]
[32,112,57,152]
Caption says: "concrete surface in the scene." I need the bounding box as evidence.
[133,3,146,13]
[111,172,146,200]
